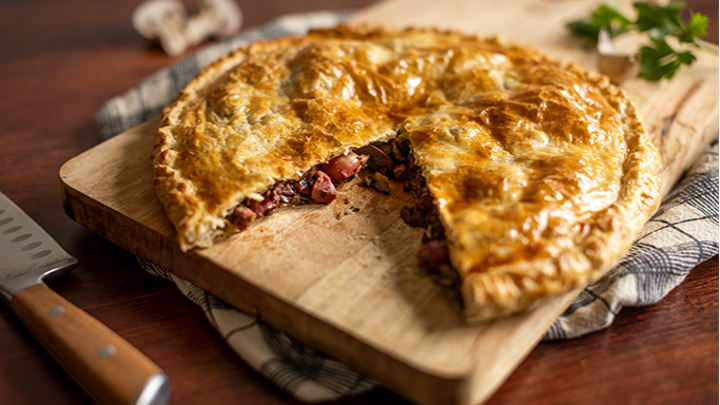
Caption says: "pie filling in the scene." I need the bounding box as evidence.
[224,134,459,291]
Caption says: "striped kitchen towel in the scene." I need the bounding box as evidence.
[97,10,719,402]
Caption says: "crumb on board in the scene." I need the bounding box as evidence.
[335,205,361,219]
[364,172,390,193]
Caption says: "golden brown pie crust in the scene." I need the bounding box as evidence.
[153,24,661,321]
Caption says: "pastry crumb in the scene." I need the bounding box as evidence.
[336,205,361,219]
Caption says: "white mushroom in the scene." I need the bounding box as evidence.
[185,0,243,46]
[132,0,243,57]
[132,0,189,57]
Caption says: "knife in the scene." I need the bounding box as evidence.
[0,191,171,405]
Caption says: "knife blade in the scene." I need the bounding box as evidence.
[0,191,171,405]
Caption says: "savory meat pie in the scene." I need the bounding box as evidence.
[153,24,661,321]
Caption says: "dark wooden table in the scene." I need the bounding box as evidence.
[0,1,717,404]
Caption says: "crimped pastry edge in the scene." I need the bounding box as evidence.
[152,23,662,321]
[455,66,661,321]
[152,24,534,251]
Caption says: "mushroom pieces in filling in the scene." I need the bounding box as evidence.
[226,137,454,288]
[226,150,369,228]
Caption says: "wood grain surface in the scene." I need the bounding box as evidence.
[57,0,719,403]
[0,1,717,405]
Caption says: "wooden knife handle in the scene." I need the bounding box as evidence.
[10,283,171,405]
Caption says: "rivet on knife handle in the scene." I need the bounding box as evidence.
[10,283,171,405]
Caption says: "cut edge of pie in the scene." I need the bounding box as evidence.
[152,23,661,321]
[440,68,662,320]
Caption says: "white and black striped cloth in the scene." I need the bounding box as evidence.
[98,11,719,402]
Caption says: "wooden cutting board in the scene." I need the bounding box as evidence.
[59,0,718,404]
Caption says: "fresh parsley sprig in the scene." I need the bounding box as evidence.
[567,4,633,43]
[568,1,713,81]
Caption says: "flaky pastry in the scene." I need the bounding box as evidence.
[153,24,661,321]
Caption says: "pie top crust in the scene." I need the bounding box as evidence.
[153,24,661,321]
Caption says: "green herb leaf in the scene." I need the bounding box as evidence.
[633,1,684,36]
[592,4,633,36]
[638,39,698,80]
[679,12,709,44]
[567,20,602,43]
[567,1,711,81]
[567,4,632,44]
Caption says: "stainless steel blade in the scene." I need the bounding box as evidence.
[0,191,78,302]
[0,190,171,405]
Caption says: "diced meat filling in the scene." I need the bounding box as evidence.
[418,239,449,273]
[311,171,337,204]
[227,150,370,228]
[229,206,256,231]
[396,147,454,285]
[322,151,368,182]
[226,136,456,290]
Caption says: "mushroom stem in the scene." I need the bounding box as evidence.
[132,0,243,57]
